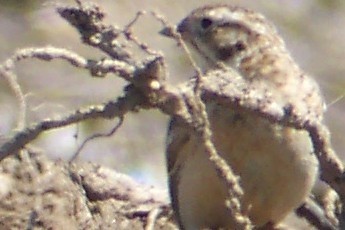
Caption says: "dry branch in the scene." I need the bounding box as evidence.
[0,1,343,229]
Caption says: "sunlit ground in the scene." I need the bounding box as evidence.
[0,0,344,190]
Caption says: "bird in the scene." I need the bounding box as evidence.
[165,4,327,229]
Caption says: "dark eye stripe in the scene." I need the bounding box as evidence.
[218,21,246,30]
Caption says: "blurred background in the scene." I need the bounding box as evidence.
[0,0,344,191]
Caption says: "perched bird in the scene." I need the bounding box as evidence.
[166,4,327,229]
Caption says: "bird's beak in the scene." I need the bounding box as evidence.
[160,17,188,39]
[159,26,177,38]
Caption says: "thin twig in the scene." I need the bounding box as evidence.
[296,199,337,230]
[168,24,252,229]
[0,59,26,130]
[0,89,145,160]
[70,116,124,162]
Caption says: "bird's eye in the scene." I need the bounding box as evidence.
[200,18,213,29]
[235,41,246,51]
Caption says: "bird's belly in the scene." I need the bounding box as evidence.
[176,107,319,229]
